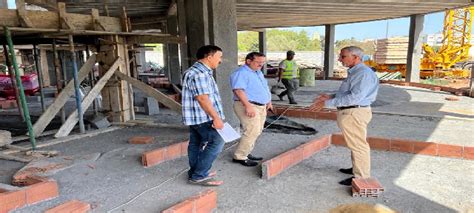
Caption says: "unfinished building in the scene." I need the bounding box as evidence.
[1,0,473,212]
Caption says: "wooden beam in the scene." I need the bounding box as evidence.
[126,35,184,44]
[31,54,96,136]
[55,57,123,138]
[16,0,34,28]
[0,8,122,31]
[91,9,107,31]
[114,71,182,113]
[58,2,75,30]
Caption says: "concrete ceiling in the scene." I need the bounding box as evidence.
[26,0,474,30]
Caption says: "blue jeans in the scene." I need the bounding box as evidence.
[188,121,225,181]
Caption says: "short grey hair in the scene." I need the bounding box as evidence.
[341,46,364,58]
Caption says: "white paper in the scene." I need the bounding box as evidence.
[216,122,241,143]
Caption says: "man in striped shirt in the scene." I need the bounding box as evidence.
[181,45,225,186]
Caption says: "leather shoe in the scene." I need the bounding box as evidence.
[338,176,354,186]
[232,159,258,167]
[289,101,298,105]
[247,154,263,161]
[339,167,353,175]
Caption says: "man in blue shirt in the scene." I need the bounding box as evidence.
[230,52,273,167]
[310,46,379,186]
[181,45,225,186]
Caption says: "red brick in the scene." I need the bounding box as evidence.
[463,146,474,160]
[318,135,331,149]
[45,200,91,213]
[162,200,194,213]
[128,136,154,144]
[331,133,346,146]
[166,143,182,160]
[302,140,321,159]
[367,137,390,151]
[316,111,337,120]
[25,177,59,205]
[390,139,414,153]
[194,190,217,213]
[431,87,441,91]
[142,148,166,167]
[438,144,463,158]
[413,142,438,156]
[292,147,304,163]
[180,141,189,155]
[445,96,460,101]
[263,159,282,179]
[0,188,26,213]
[454,91,464,96]
[280,150,295,169]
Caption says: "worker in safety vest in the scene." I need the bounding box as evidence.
[277,50,299,104]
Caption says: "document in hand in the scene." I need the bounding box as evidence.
[216,122,241,143]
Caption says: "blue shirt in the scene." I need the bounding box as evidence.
[326,63,379,107]
[230,64,271,105]
[181,61,225,125]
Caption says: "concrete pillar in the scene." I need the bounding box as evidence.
[177,0,189,72]
[167,15,181,85]
[406,14,424,83]
[258,30,267,74]
[184,0,238,127]
[324,24,335,80]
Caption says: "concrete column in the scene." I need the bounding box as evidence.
[208,0,239,127]
[258,30,267,74]
[167,15,181,85]
[184,0,209,65]
[184,0,238,127]
[177,0,190,72]
[324,24,335,80]
[406,14,424,83]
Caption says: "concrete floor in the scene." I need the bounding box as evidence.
[2,80,474,212]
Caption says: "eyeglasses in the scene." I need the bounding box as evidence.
[339,55,351,59]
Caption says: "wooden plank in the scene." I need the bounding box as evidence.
[58,2,74,30]
[16,0,34,27]
[31,54,96,136]
[91,9,107,31]
[39,49,50,87]
[55,57,122,138]
[114,71,182,113]
[0,8,122,31]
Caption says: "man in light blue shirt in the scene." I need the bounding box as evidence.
[311,46,379,186]
[230,52,273,167]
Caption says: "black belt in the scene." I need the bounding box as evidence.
[337,105,369,111]
[249,101,265,106]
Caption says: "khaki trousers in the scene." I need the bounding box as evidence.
[336,107,372,178]
[233,102,267,160]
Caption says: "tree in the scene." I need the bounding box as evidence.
[237,31,258,52]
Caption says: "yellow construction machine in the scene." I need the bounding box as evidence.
[420,6,473,78]
[367,6,473,79]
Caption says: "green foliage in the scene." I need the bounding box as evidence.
[335,37,376,55]
[237,29,321,52]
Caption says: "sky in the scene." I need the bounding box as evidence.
[285,12,445,41]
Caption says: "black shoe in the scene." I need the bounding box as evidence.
[289,101,298,105]
[338,177,354,186]
[339,167,353,175]
[232,159,258,167]
[247,154,263,161]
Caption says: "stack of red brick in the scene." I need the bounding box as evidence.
[351,177,384,198]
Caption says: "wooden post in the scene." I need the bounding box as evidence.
[33,44,45,112]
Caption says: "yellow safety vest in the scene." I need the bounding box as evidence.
[281,60,299,79]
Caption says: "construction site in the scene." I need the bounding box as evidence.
[0,0,473,212]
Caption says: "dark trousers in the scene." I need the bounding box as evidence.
[188,121,225,181]
[280,78,299,103]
